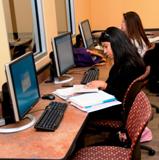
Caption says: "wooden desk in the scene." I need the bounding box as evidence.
[0,61,112,159]
[145,29,159,43]
[145,29,159,37]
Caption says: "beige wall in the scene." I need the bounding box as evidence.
[3,0,33,33]
[122,0,159,28]
[14,0,33,32]
[74,0,91,34]
[55,0,67,33]
[90,0,159,30]
[91,0,123,29]
[3,0,12,32]
[0,1,11,89]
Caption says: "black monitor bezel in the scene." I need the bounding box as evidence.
[51,32,75,78]
[79,19,94,48]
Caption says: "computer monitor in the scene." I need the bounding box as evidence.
[51,32,75,84]
[79,19,94,49]
[1,52,40,133]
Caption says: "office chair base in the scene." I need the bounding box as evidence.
[156,108,159,113]
[151,104,159,113]
[148,149,156,156]
[141,145,156,156]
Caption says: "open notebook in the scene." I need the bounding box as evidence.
[53,85,121,112]
[69,90,121,112]
[53,85,98,100]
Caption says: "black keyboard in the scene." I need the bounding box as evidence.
[80,67,99,84]
[34,101,67,131]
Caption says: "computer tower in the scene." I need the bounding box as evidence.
[1,82,15,124]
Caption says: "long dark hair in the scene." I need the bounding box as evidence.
[123,11,151,49]
[100,27,145,68]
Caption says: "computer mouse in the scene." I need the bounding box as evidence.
[42,94,55,100]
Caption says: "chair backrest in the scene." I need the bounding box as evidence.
[126,91,152,153]
[122,65,150,122]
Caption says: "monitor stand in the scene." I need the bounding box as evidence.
[0,114,36,133]
[54,74,74,84]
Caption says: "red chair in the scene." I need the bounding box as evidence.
[71,91,152,160]
[86,65,155,155]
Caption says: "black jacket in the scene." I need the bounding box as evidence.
[105,63,145,101]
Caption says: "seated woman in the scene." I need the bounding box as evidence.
[86,27,146,119]
[73,34,106,67]
[121,11,152,57]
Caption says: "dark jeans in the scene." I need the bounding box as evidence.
[88,104,123,120]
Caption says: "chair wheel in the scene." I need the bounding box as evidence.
[156,108,159,113]
[148,149,155,156]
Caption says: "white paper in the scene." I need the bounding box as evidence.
[71,100,121,113]
[69,90,116,107]
[53,84,98,100]
[53,86,121,113]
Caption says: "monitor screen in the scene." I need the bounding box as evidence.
[79,19,94,48]
[5,52,40,122]
[51,32,75,84]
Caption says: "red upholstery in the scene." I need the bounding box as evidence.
[72,146,131,160]
[71,91,152,160]
[123,66,150,107]
[126,91,151,150]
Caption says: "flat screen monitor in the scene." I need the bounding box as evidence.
[51,32,75,84]
[1,52,40,133]
[79,19,94,49]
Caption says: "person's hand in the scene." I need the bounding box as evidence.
[85,80,107,90]
[86,49,96,54]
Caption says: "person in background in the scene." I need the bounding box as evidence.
[73,34,106,67]
[121,11,152,57]
[73,34,84,48]
[86,27,146,119]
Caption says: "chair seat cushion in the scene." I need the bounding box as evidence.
[140,127,152,143]
[72,146,131,160]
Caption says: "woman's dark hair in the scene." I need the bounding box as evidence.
[74,34,83,48]
[123,11,151,49]
[99,26,145,68]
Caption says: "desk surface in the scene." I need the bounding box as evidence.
[146,30,159,43]
[0,61,112,159]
